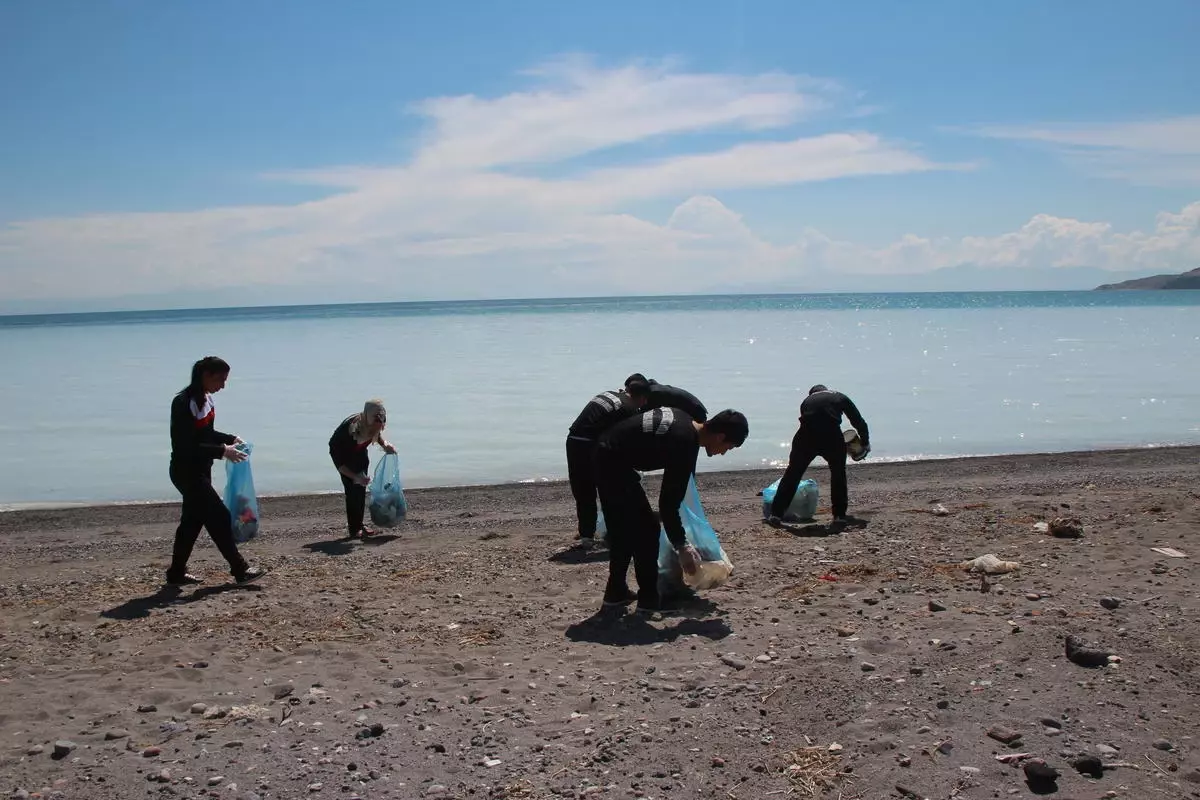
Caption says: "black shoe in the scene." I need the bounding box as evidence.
[233,566,267,584]
[764,515,783,528]
[601,589,637,608]
[166,573,203,586]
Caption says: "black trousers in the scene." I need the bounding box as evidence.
[595,449,661,608]
[168,466,248,579]
[565,437,599,537]
[340,474,367,535]
[770,428,849,519]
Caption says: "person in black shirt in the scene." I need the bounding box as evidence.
[767,385,870,528]
[625,373,707,422]
[329,399,396,539]
[566,379,651,546]
[595,407,749,614]
[166,356,265,586]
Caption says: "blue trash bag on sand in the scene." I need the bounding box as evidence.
[762,478,819,522]
[224,442,260,544]
[368,452,408,527]
[657,476,733,596]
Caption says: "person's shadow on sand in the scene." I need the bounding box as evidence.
[771,515,869,537]
[303,534,400,556]
[101,583,264,621]
[565,613,732,646]
[548,544,610,565]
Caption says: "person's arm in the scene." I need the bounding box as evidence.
[842,396,869,445]
[330,427,369,485]
[657,447,699,549]
[376,432,396,454]
[170,395,226,459]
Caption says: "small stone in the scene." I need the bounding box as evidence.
[452,662,466,672]
[103,729,129,741]
[307,783,323,792]
[987,725,1022,745]
[835,626,855,637]
[937,741,954,755]
[1025,593,1041,601]
[898,755,912,767]
[711,757,725,768]
[754,654,772,663]
[51,740,76,759]
[192,661,208,668]
[909,667,924,676]
[154,768,172,783]
[272,685,294,700]
[1095,744,1119,758]
[1152,739,1174,752]
[720,655,748,671]
[1049,517,1084,538]
[860,662,877,672]
[224,740,244,748]
[928,600,947,612]
[1099,597,1121,610]
[1039,717,1062,730]
[137,704,157,713]
[208,776,225,787]
[1024,759,1060,783]
[425,786,448,797]
[1072,755,1104,778]
[190,703,207,714]
[936,700,950,710]
[26,745,44,756]
[959,766,981,775]
[142,746,162,758]
[484,758,502,767]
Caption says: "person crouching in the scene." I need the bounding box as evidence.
[329,399,396,539]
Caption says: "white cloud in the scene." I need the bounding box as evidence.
[0,58,1195,309]
[969,115,1200,185]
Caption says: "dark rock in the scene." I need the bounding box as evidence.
[1024,758,1060,786]
[1152,739,1174,752]
[1099,597,1121,610]
[1072,755,1104,778]
[1039,717,1062,730]
[1065,635,1116,668]
[987,725,1022,745]
[51,740,76,760]
[1049,517,1084,538]
[928,600,947,612]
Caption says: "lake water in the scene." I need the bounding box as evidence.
[1,291,1197,507]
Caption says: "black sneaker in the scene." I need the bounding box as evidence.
[601,589,637,608]
[233,566,267,585]
[166,573,203,586]
[764,515,783,528]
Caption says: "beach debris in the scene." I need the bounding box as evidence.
[995,752,1033,764]
[51,740,76,760]
[1033,521,1050,533]
[1065,635,1120,668]
[1049,516,1084,538]
[961,554,1020,574]
[1150,546,1187,558]
[931,503,950,516]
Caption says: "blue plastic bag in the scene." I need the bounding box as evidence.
[657,477,732,595]
[368,452,407,527]
[224,442,260,543]
[762,478,819,522]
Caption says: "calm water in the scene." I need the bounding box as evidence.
[1,291,1197,507]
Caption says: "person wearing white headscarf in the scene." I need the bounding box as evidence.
[328,399,396,538]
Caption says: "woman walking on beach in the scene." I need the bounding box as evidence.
[167,356,266,585]
[329,399,396,539]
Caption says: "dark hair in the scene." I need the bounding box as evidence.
[808,384,828,395]
[705,409,749,447]
[184,355,231,401]
[625,378,651,399]
[624,373,649,388]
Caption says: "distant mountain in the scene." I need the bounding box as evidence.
[1094,268,1200,291]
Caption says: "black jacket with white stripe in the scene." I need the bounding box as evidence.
[596,407,699,548]
[568,389,641,441]
[644,380,707,423]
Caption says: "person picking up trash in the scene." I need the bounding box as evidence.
[624,373,708,423]
[594,406,749,615]
[329,399,397,539]
[566,377,651,548]
[766,384,870,531]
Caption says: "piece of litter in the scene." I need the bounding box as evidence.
[1150,547,1187,558]
[484,758,502,767]
[447,623,461,630]
[961,554,1020,574]
[1033,522,1049,533]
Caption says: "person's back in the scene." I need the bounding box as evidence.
[569,389,641,440]
[598,406,699,475]
[799,387,868,442]
[624,373,708,423]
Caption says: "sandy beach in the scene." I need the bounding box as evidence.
[1,447,1198,800]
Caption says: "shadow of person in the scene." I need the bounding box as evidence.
[565,612,732,646]
[101,583,263,621]
[548,544,610,565]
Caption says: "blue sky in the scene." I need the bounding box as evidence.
[1,1,1198,310]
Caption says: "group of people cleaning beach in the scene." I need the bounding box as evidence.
[168,356,870,616]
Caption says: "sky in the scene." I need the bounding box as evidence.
[1,0,1198,312]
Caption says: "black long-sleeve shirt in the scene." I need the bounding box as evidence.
[799,389,869,443]
[568,389,640,440]
[329,414,375,472]
[597,407,699,548]
[169,390,234,478]
[644,381,707,423]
